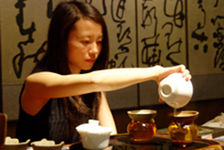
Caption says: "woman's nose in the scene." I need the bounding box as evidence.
[89,42,99,54]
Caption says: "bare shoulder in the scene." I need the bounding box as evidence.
[27,71,60,79]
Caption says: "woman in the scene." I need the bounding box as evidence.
[16,0,191,144]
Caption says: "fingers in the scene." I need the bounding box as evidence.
[156,64,192,83]
[166,64,191,81]
[182,69,191,81]
[166,64,185,74]
[179,64,186,72]
[178,64,191,81]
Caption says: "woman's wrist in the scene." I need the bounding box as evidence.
[150,65,164,84]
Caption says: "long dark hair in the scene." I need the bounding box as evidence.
[33,0,109,120]
[34,0,109,74]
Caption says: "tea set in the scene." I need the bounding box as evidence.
[126,73,197,145]
[76,72,197,149]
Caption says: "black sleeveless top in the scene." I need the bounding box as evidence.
[16,87,95,144]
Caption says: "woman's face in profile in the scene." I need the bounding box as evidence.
[67,18,103,74]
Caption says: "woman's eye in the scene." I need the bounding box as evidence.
[81,40,90,45]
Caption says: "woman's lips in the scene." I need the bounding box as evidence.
[86,59,96,63]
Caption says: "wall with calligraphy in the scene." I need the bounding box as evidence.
[1,0,224,120]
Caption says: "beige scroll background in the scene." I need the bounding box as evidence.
[0,0,224,120]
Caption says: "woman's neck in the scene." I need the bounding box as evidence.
[68,65,80,74]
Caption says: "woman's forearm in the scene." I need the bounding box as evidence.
[97,92,117,135]
[25,66,162,98]
[24,65,189,99]
[89,66,162,91]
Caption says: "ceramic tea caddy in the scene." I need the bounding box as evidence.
[127,109,157,143]
[168,110,199,146]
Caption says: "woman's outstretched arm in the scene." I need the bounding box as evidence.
[21,64,191,115]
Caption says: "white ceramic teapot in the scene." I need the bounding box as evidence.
[158,73,193,109]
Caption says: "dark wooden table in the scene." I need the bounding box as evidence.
[69,132,223,150]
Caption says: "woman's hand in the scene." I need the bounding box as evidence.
[155,64,191,84]
[155,64,191,103]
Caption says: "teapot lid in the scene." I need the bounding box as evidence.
[76,119,112,134]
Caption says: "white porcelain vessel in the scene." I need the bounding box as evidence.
[4,137,30,150]
[158,73,193,109]
[30,138,64,150]
[76,120,112,150]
